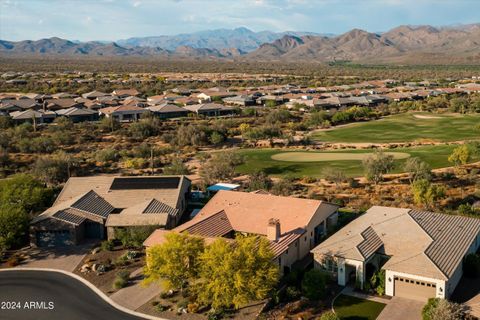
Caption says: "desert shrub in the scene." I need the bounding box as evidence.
[159,291,171,299]
[114,225,158,248]
[177,298,189,309]
[464,253,480,278]
[206,308,225,320]
[422,298,469,320]
[6,255,20,267]
[187,302,200,313]
[101,240,115,251]
[370,269,386,295]
[126,250,139,260]
[163,158,190,175]
[301,269,328,300]
[155,304,168,312]
[285,286,301,300]
[123,157,146,169]
[113,270,131,289]
[95,148,118,163]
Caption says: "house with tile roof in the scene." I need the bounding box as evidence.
[146,103,189,119]
[144,190,339,274]
[311,206,480,301]
[184,103,235,117]
[30,175,191,247]
[99,104,147,122]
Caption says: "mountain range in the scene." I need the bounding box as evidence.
[1,25,480,64]
[246,24,480,63]
[117,27,321,52]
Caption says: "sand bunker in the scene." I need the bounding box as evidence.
[413,114,442,119]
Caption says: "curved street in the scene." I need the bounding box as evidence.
[0,270,148,320]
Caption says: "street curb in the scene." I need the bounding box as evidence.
[0,267,167,320]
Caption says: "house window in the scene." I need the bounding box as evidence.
[286,249,289,254]
[321,256,338,272]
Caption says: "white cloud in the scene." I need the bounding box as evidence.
[133,1,141,7]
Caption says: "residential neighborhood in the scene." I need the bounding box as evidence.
[2,1,480,320]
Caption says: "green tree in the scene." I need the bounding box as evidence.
[99,116,121,132]
[95,148,118,163]
[200,151,244,185]
[422,298,469,320]
[247,171,272,192]
[144,232,205,291]
[209,131,224,145]
[0,174,53,213]
[362,150,395,185]
[271,177,295,196]
[0,204,30,257]
[163,158,190,175]
[301,269,328,300]
[403,157,432,183]
[33,152,74,185]
[411,179,446,210]
[322,167,347,189]
[115,225,159,249]
[448,145,471,167]
[196,236,278,310]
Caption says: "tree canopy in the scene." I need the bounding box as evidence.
[144,232,205,290]
[196,236,278,310]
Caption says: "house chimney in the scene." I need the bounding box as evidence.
[267,218,281,241]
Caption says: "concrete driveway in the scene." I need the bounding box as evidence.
[14,244,92,272]
[377,296,424,320]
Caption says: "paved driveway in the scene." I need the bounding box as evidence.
[377,296,423,320]
[15,244,92,272]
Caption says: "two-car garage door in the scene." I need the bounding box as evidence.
[36,230,73,247]
[394,276,436,301]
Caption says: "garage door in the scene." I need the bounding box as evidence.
[394,276,436,301]
[85,221,103,239]
[36,230,73,247]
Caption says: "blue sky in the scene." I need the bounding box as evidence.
[1,0,479,41]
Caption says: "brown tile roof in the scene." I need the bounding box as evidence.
[409,210,480,278]
[269,229,305,258]
[182,210,233,237]
[176,190,337,236]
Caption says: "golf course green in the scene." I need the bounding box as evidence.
[312,113,480,143]
[236,145,478,178]
[271,151,411,162]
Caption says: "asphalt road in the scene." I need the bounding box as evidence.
[0,270,147,320]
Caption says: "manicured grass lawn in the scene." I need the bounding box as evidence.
[334,295,386,320]
[312,113,480,143]
[236,145,478,178]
